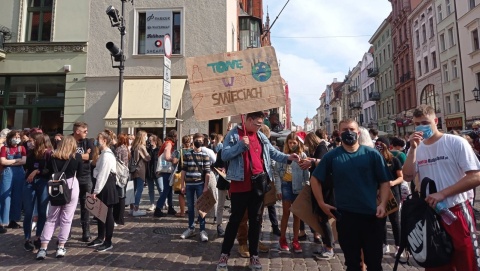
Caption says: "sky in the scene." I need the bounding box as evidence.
[263,0,392,127]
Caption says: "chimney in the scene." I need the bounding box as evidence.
[333,78,337,83]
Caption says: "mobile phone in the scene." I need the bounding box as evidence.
[331,210,342,221]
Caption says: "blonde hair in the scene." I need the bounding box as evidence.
[304,132,320,153]
[358,127,374,148]
[52,135,77,160]
[283,132,304,154]
[215,134,224,144]
[473,120,480,128]
[259,124,271,138]
[132,130,147,150]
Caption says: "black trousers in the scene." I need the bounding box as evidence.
[98,205,114,245]
[221,190,264,256]
[267,204,278,227]
[79,182,92,223]
[113,197,126,225]
[336,210,385,271]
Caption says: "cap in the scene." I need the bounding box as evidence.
[375,136,390,147]
[296,131,306,144]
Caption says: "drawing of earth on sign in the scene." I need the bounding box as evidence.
[251,62,272,82]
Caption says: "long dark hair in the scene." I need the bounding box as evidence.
[33,133,50,159]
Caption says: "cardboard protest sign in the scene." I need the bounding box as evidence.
[377,189,399,217]
[195,189,217,218]
[85,193,108,223]
[263,184,277,207]
[186,46,285,121]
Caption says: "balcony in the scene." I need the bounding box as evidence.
[399,71,411,83]
[368,92,381,101]
[367,67,379,77]
[349,102,362,109]
[348,86,357,92]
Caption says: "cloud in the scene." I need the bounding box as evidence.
[264,0,392,126]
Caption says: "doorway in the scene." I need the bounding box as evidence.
[38,109,63,136]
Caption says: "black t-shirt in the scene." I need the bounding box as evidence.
[25,150,53,178]
[309,141,329,174]
[48,153,83,179]
[76,138,94,184]
[387,156,402,200]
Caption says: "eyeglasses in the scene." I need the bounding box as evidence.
[473,128,479,131]
[80,130,88,134]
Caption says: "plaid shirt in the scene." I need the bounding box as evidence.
[182,150,210,184]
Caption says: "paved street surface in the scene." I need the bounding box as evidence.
[4,186,480,271]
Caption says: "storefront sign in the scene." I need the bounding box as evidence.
[105,119,176,128]
[445,117,463,128]
[145,10,172,55]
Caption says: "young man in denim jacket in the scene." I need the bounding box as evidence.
[216,111,299,271]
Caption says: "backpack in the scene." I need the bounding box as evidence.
[110,152,129,188]
[48,158,72,206]
[393,177,453,270]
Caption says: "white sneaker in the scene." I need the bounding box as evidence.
[383,244,390,254]
[147,204,155,211]
[31,221,37,232]
[164,203,169,210]
[56,247,66,258]
[132,210,146,217]
[216,253,229,271]
[180,228,196,239]
[200,230,209,242]
[129,209,134,215]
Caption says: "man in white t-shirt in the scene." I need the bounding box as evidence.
[403,105,480,271]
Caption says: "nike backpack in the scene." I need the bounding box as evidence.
[393,177,453,270]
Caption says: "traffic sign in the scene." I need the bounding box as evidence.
[163,80,171,96]
[164,34,172,58]
[162,94,171,110]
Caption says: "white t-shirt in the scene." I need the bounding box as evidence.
[415,134,480,208]
[201,147,216,164]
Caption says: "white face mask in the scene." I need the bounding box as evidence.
[128,139,133,145]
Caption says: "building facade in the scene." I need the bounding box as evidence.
[410,0,444,130]
[456,0,480,128]
[361,52,377,129]
[370,14,397,134]
[329,80,343,132]
[346,62,363,123]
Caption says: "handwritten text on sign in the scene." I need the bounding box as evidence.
[186,46,285,121]
[85,193,108,223]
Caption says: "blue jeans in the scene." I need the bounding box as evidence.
[0,166,24,224]
[23,177,49,240]
[186,183,205,231]
[133,177,144,207]
[147,177,163,205]
[156,173,173,211]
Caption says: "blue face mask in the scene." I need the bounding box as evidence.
[94,139,99,147]
[415,125,433,139]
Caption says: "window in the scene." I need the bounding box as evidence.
[239,17,261,50]
[437,5,443,21]
[404,23,408,43]
[406,88,411,109]
[398,93,402,112]
[445,95,451,114]
[387,100,390,114]
[389,70,393,87]
[415,29,420,48]
[26,0,53,41]
[440,34,446,51]
[443,63,449,82]
[470,0,476,10]
[380,76,384,91]
[420,84,436,110]
[452,59,458,78]
[424,56,429,73]
[422,24,427,43]
[472,29,479,51]
[418,60,423,76]
[448,28,455,47]
[429,18,434,38]
[137,11,182,55]
[387,44,391,58]
[446,0,452,15]
[477,72,480,87]
[454,93,460,112]
[432,51,437,69]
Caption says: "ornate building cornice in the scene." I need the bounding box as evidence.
[3,42,87,53]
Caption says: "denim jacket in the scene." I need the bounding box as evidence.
[274,152,309,194]
[222,126,288,182]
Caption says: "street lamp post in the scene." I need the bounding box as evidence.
[106,0,133,135]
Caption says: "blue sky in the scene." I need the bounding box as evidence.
[263,0,392,127]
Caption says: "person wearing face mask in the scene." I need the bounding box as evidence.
[403,105,480,271]
[130,130,150,216]
[310,119,391,271]
[87,132,118,252]
[274,132,309,254]
[0,130,27,233]
[216,111,300,271]
[471,120,480,154]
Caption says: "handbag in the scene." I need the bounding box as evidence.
[171,149,183,192]
[129,149,139,173]
[48,158,72,206]
[157,152,174,173]
[248,151,270,197]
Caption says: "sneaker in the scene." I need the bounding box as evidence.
[258,242,269,253]
[33,239,41,250]
[0,226,7,234]
[200,230,209,242]
[168,208,177,215]
[36,248,47,260]
[279,238,289,251]
[272,226,281,237]
[56,247,67,258]
[129,209,134,216]
[180,228,196,239]
[31,221,37,232]
[216,253,229,271]
[249,255,262,270]
[153,208,167,218]
[24,240,34,251]
[238,244,250,258]
[292,240,302,253]
[383,244,390,254]
[7,221,21,229]
[87,238,103,248]
[313,244,325,255]
[95,243,113,252]
[217,225,225,237]
[114,222,118,227]
[315,250,335,260]
[132,210,146,217]
[147,204,155,211]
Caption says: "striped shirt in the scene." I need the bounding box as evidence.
[182,150,211,184]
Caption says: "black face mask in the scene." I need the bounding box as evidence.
[341,130,358,146]
[193,141,203,148]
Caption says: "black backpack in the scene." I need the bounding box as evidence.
[393,177,453,270]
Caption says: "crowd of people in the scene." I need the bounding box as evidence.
[0,107,480,271]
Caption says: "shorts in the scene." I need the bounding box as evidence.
[281,181,298,202]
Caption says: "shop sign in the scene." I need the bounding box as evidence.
[105,119,176,128]
[145,10,172,55]
[445,117,463,128]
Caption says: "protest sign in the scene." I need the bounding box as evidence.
[195,189,217,218]
[186,46,285,121]
[85,193,108,223]
[377,189,399,217]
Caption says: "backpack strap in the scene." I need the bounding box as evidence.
[420,177,438,199]
[53,157,71,173]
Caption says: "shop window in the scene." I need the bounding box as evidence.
[137,10,182,55]
[26,0,53,42]
[7,108,33,129]
[9,76,65,106]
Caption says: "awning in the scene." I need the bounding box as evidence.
[104,79,185,128]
